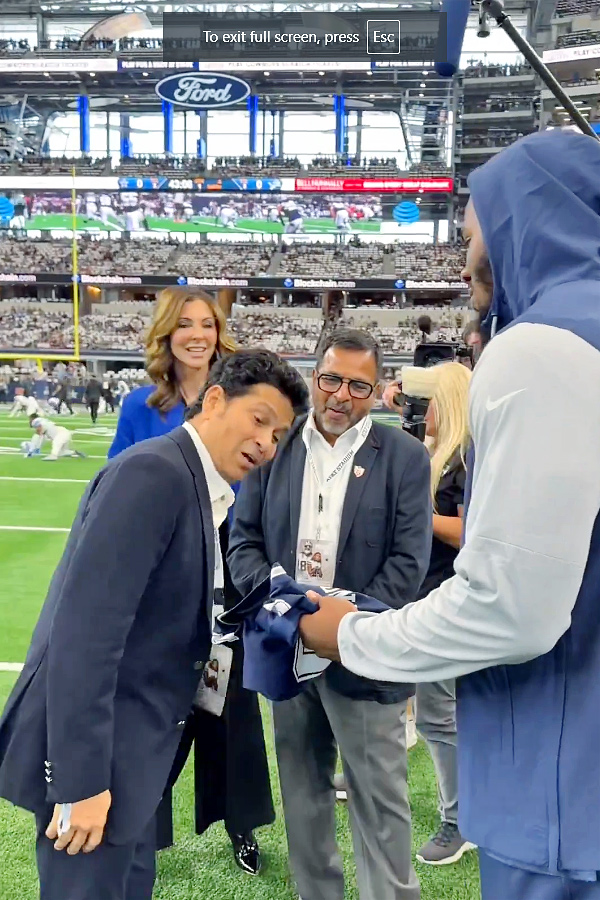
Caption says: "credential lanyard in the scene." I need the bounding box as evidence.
[305,416,371,540]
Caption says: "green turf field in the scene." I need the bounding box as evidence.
[25,214,381,236]
[0,408,480,900]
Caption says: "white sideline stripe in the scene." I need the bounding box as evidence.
[0,663,23,672]
[0,476,88,483]
[0,525,70,532]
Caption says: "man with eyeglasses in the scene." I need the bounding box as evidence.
[228,328,432,900]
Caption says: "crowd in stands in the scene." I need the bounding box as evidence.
[0,301,468,355]
[461,129,528,149]
[464,61,533,78]
[394,244,465,283]
[164,244,274,278]
[555,0,599,15]
[229,312,323,354]
[280,243,390,278]
[463,95,535,115]
[0,238,71,273]
[0,237,465,282]
[0,37,162,54]
[556,28,600,47]
[1,153,452,178]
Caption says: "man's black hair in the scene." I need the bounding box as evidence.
[185,348,309,420]
[316,327,383,379]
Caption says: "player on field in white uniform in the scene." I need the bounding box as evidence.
[99,193,114,226]
[9,391,42,418]
[23,417,85,461]
[335,207,351,232]
[85,193,98,219]
[117,379,130,406]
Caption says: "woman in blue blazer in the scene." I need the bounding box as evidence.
[108,286,275,875]
[108,285,236,456]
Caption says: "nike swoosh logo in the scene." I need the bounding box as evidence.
[486,389,526,411]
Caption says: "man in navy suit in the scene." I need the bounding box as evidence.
[0,349,308,900]
[228,329,432,900]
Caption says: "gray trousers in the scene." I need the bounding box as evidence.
[273,677,420,900]
[414,679,458,827]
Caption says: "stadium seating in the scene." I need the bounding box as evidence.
[555,0,599,15]
[0,301,468,355]
[556,28,600,47]
[0,237,466,282]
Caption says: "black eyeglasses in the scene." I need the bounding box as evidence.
[317,373,375,400]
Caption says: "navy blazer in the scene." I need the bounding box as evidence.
[228,415,432,704]
[0,427,214,844]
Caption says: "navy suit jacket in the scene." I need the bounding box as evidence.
[228,415,432,704]
[0,427,214,844]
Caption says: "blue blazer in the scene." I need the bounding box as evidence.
[0,428,214,845]
[228,415,432,704]
[108,385,185,458]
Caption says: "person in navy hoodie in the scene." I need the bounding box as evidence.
[108,286,275,876]
[300,129,600,899]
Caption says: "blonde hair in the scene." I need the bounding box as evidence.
[429,362,472,507]
[145,287,236,413]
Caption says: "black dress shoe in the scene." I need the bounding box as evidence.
[230,832,261,875]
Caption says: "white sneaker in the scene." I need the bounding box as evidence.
[333,772,347,802]
[406,717,418,750]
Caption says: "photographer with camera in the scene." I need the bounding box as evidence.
[300,129,600,898]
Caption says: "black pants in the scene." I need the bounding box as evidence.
[57,398,74,415]
[89,401,99,424]
[103,393,115,413]
[36,810,156,900]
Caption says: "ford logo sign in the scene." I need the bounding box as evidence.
[155,71,251,109]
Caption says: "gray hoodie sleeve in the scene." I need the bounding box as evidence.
[337,322,600,682]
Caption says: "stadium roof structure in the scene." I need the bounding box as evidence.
[0,0,535,19]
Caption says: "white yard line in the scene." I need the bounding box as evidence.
[0,525,70,532]
[0,447,106,458]
[0,437,111,445]
[0,476,88,484]
[0,663,23,672]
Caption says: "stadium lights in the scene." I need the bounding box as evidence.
[142,71,149,77]
[89,72,96,77]
[422,70,429,75]
[263,71,270,76]
[318,71,325,76]
[420,82,426,87]
[43,72,50,77]
[419,93,424,98]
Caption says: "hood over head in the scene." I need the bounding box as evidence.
[467,129,600,333]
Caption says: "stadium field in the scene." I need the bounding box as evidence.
[0,408,480,900]
[24,214,381,236]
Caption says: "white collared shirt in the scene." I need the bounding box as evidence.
[182,421,235,590]
[296,412,371,583]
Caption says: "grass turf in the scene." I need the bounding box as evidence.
[0,407,480,899]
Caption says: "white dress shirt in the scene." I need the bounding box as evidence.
[296,412,371,585]
[338,323,600,682]
[182,421,235,590]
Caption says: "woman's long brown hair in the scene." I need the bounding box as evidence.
[145,286,236,413]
